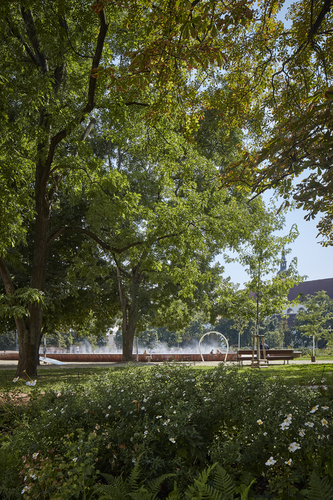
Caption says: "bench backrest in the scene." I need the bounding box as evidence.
[237,349,294,355]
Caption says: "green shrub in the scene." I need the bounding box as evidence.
[1,363,332,499]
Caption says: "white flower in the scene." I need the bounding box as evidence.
[95,424,100,430]
[280,422,290,430]
[257,419,263,425]
[26,380,37,387]
[169,437,176,443]
[322,406,329,410]
[21,485,31,494]
[285,458,293,466]
[108,405,112,409]
[305,422,314,428]
[310,405,319,414]
[28,469,36,479]
[13,377,19,383]
[156,415,162,419]
[321,418,328,427]
[299,430,306,437]
[263,432,267,436]
[72,457,78,462]
[105,414,109,418]
[265,457,276,466]
[32,452,39,460]
[288,442,301,452]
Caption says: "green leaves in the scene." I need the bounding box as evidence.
[221,204,303,329]
[0,287,45,319]
[294,291,333,341]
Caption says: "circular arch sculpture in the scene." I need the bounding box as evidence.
[198,331,229,363]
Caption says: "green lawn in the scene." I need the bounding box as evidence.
[1,361,333,394]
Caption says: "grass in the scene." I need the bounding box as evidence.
[0,366,125,393]
[1,361,333,394]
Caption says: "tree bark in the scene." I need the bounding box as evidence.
[117,266,142,361]
[0,258,36,378]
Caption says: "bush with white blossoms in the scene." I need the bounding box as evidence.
[0,363,332,499]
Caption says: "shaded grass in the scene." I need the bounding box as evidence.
[1,361,333,395]
[0,366,126,394]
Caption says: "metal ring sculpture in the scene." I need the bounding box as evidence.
[198,331,229,363]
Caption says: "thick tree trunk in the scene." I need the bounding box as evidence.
[0,258,43,378]
[15,148,51,378]
[18,183,51,376]
[16,315,42,378]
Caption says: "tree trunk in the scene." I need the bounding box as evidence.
[117,266,141,361]
[16,316,42,379]
[0,257,44,378]
[122,320,136,361]
[16,152,50,378]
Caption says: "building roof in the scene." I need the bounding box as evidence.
[288,278,333,301]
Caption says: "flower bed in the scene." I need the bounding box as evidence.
[1,364,332,499]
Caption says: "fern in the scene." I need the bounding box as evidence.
[184,463,235,500]
[213,464,235,499]
[93,458,175,500]
[305,471,333,500]
[92,461,255,500]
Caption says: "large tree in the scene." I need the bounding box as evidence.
[65,109,263,360]
[0,0,293,377]
[0,0,112,377]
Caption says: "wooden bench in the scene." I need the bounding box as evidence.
[236,349,302,366]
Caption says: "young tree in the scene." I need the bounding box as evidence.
[294,290,333,356]
[219,206,303,346]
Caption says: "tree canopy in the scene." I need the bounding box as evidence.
[2,0,329,376]
[64,105,264,359]
[218,0,333,245]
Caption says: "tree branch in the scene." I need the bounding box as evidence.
[21,7,49,73]
[45,10,108,172]
[125,101,150,107]
[0,258,15,295]
[48,226,182,254]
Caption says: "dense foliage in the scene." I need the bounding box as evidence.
[1,364,333,499]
